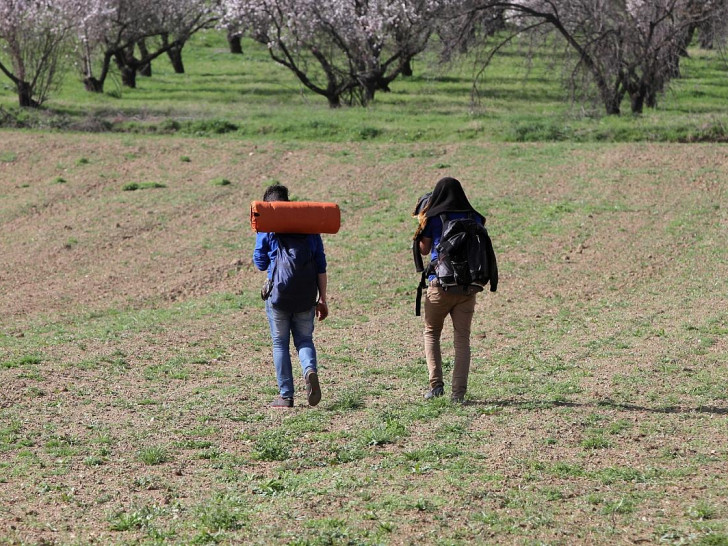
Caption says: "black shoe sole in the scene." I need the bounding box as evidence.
[306,372,321,407]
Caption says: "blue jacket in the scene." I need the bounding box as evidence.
[253,233,327,279]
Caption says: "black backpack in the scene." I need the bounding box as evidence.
[415,213,498,316]
[270,234,319,313]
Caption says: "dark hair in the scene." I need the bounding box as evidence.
[263,184,289,202]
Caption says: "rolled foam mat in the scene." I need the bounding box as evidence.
[250,200,341,234]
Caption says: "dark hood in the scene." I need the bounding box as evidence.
[424,177,483,222]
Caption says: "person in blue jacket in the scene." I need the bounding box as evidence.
[253,184,329,408]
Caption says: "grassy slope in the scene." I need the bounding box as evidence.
[0,31,727,546]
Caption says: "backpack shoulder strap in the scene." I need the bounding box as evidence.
[270,233,281,276]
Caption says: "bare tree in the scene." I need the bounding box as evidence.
[456,0,727,115]
[437,4,506,61]
[694,0,728,50]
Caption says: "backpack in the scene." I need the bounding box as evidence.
[415,213,498,316]
[270,234,319,313]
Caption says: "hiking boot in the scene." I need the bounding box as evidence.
[451,395,465,404]
[270,396,293,408]
[424,386,445,400]
[305,371,321,407]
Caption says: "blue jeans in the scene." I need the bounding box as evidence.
[265,300,317,399]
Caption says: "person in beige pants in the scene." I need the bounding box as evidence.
[416,177,496,402]
[420,283,477,401]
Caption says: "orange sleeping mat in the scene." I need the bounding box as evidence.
[250,200,341,234]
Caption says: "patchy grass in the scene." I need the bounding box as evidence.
[0,133,726,544]
[122,181,167,191]
[0,151,18,162]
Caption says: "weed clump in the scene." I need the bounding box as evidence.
[122,182,167,191]
[182,119,238,135]
[137,446,170,465]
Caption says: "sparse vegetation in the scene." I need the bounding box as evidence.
[0,24,726,546]
[137,446,170,466]
[122,181,167,191]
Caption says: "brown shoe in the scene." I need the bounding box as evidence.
[305,371,321,407]
[270,396,293,408]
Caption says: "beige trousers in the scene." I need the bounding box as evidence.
[423,285,477,398]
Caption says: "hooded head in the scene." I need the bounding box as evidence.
[423,177,482,221]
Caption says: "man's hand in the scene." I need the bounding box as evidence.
[316,301,329,321]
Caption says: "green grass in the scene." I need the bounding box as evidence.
[1,31,727,143]
[137,446,171,466]
[122,181,167,191]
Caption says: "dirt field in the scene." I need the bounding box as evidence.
[1,131,727,544]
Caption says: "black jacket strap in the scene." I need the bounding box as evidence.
[415,270,427,317]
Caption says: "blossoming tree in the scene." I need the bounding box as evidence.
[221,0,456,107]
[0,0,81,106]
[77,0,215,91]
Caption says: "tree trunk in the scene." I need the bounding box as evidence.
[166,44,185,74]
[326,94,341,108]
[228,33,243,54]
[84,77,104,93]
[630,92,645,114]
[646,89,658,109]
[114,48,139,88]
[362,84,376,106]
[401,59,413,77]
[120,65,137,88]
[17,80,38,108]
[137,40,152,77]
[84,51,112,93]
[699,31,714,50]
[602,93,621,116]
[678,26,696,57]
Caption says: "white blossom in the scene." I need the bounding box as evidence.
[0,0,83,105]
[220,0,455,106]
